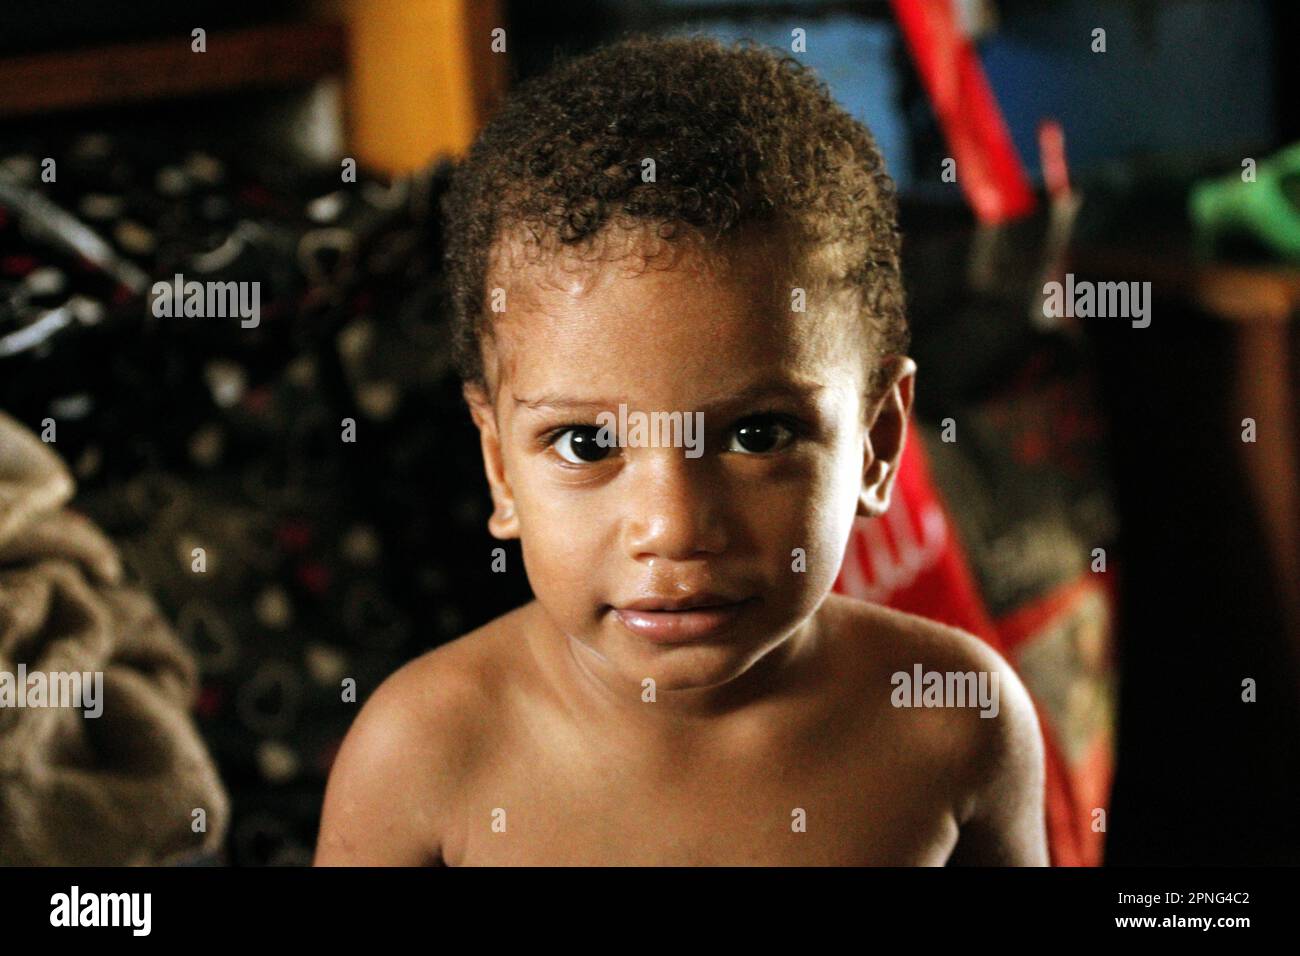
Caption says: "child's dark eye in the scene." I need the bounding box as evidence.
[552,426,613,464]
[727,413,797,454]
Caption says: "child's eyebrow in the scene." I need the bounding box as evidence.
[512,380,826,413]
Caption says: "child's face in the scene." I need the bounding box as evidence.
[467,225,914,699]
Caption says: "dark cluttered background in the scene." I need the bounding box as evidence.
[0,0,1297,866]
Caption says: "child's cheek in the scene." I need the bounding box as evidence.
[513,490,607,606]
[761,448,861,595]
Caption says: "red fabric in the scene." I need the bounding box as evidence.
[890,0,1037,224]
[835,435,997,641]
[833,435,1111,865]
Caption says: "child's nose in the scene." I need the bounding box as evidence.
[620,455,729,563]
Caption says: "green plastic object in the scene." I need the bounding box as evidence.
[1189,141,1300,263]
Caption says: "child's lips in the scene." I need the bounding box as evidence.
[611,598,753,643]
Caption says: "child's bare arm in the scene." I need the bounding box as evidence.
[314,657,466,866]
[947,654,1050,866]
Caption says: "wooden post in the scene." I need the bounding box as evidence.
[337,0,508,174]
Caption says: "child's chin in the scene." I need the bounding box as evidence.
[618,642,769,693]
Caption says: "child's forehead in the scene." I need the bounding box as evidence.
[484,327,863,426]
[479,221,867,406]
[486,292,862,412]
[495,244,804,349]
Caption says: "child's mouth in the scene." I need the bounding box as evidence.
[610,596,753,644]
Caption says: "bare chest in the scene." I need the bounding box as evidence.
[444,725,959,866]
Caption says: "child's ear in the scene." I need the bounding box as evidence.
[463,382,521,540]
[857,357,917,519]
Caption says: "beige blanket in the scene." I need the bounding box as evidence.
[0,410,229,865]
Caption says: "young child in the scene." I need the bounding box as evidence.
[315,35,1047,866]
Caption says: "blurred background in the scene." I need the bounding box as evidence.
[0,0,1296,866]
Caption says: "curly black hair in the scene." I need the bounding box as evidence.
[442,34,908,396]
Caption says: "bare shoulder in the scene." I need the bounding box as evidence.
[313,604,529,866]
[819,593,1048,864]
[819,591,1021,695]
